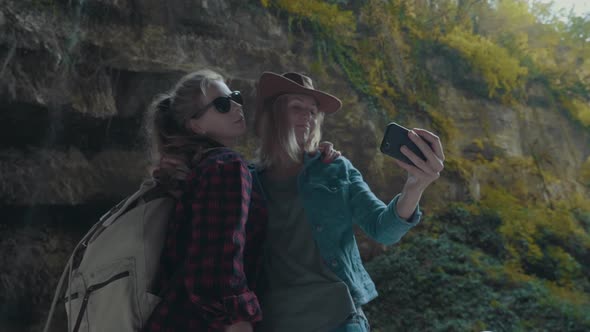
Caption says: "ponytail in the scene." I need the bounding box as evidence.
[143,70,226,188]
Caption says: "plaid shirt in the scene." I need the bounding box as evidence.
[144,149,267,332]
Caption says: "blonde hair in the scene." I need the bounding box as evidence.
[143,69,225,186]
[255,94,325,169]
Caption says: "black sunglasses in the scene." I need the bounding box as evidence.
[196,91,243,115]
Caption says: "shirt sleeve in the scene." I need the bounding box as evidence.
[183,156,262,327]
[347,160,422,245]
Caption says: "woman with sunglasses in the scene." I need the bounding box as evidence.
[141,69,340,332]
[252,72,445,332]
[140,69,263,332]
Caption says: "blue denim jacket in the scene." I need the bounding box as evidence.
[252,152,422,306]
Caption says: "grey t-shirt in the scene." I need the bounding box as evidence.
[257,174,355,332]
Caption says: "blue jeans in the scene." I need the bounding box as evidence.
[330,307,370,332]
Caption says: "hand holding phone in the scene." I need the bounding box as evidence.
[380,122,427,167]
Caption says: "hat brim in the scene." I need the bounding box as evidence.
[256,72,342,114]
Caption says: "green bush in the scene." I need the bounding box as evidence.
[365,232,590,331]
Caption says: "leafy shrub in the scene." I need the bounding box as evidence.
[440,27,528,99]
[364,232,590,331]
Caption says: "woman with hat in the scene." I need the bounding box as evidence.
[252,72,445,331]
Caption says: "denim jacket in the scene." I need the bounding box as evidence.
[252,152,422,306]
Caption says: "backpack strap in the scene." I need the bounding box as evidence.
[83,180,170,248]
[101,179,159,227]
[42,218,103,332]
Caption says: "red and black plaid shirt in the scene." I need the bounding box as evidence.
[144,148,267,332]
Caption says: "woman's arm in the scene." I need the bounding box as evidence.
[348,128,444,244]
[348,161,422,246]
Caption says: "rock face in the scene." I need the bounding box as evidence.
[0,0,294,207]
[438,78,590,201]
[1,0,589,330]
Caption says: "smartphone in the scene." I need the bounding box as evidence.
[380,122,426,166]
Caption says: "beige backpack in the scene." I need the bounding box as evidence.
[43,179,175,332]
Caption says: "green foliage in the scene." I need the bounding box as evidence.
[260,0,589,131]
[262,0,388,114]
[581,156,590,186]
[440,26,528,99]
[365,232,590,331]
[261,0,356,37]
[561,97,590,127]
[490,1,590,119]
[476,186,590,287]
[425,108,458,149]
[365,196,590,330]
[424,204,508,258]
[430,152,590,295]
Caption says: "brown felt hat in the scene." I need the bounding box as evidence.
[256,72,342,115]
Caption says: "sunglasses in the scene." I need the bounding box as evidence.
[196,91,243,115]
